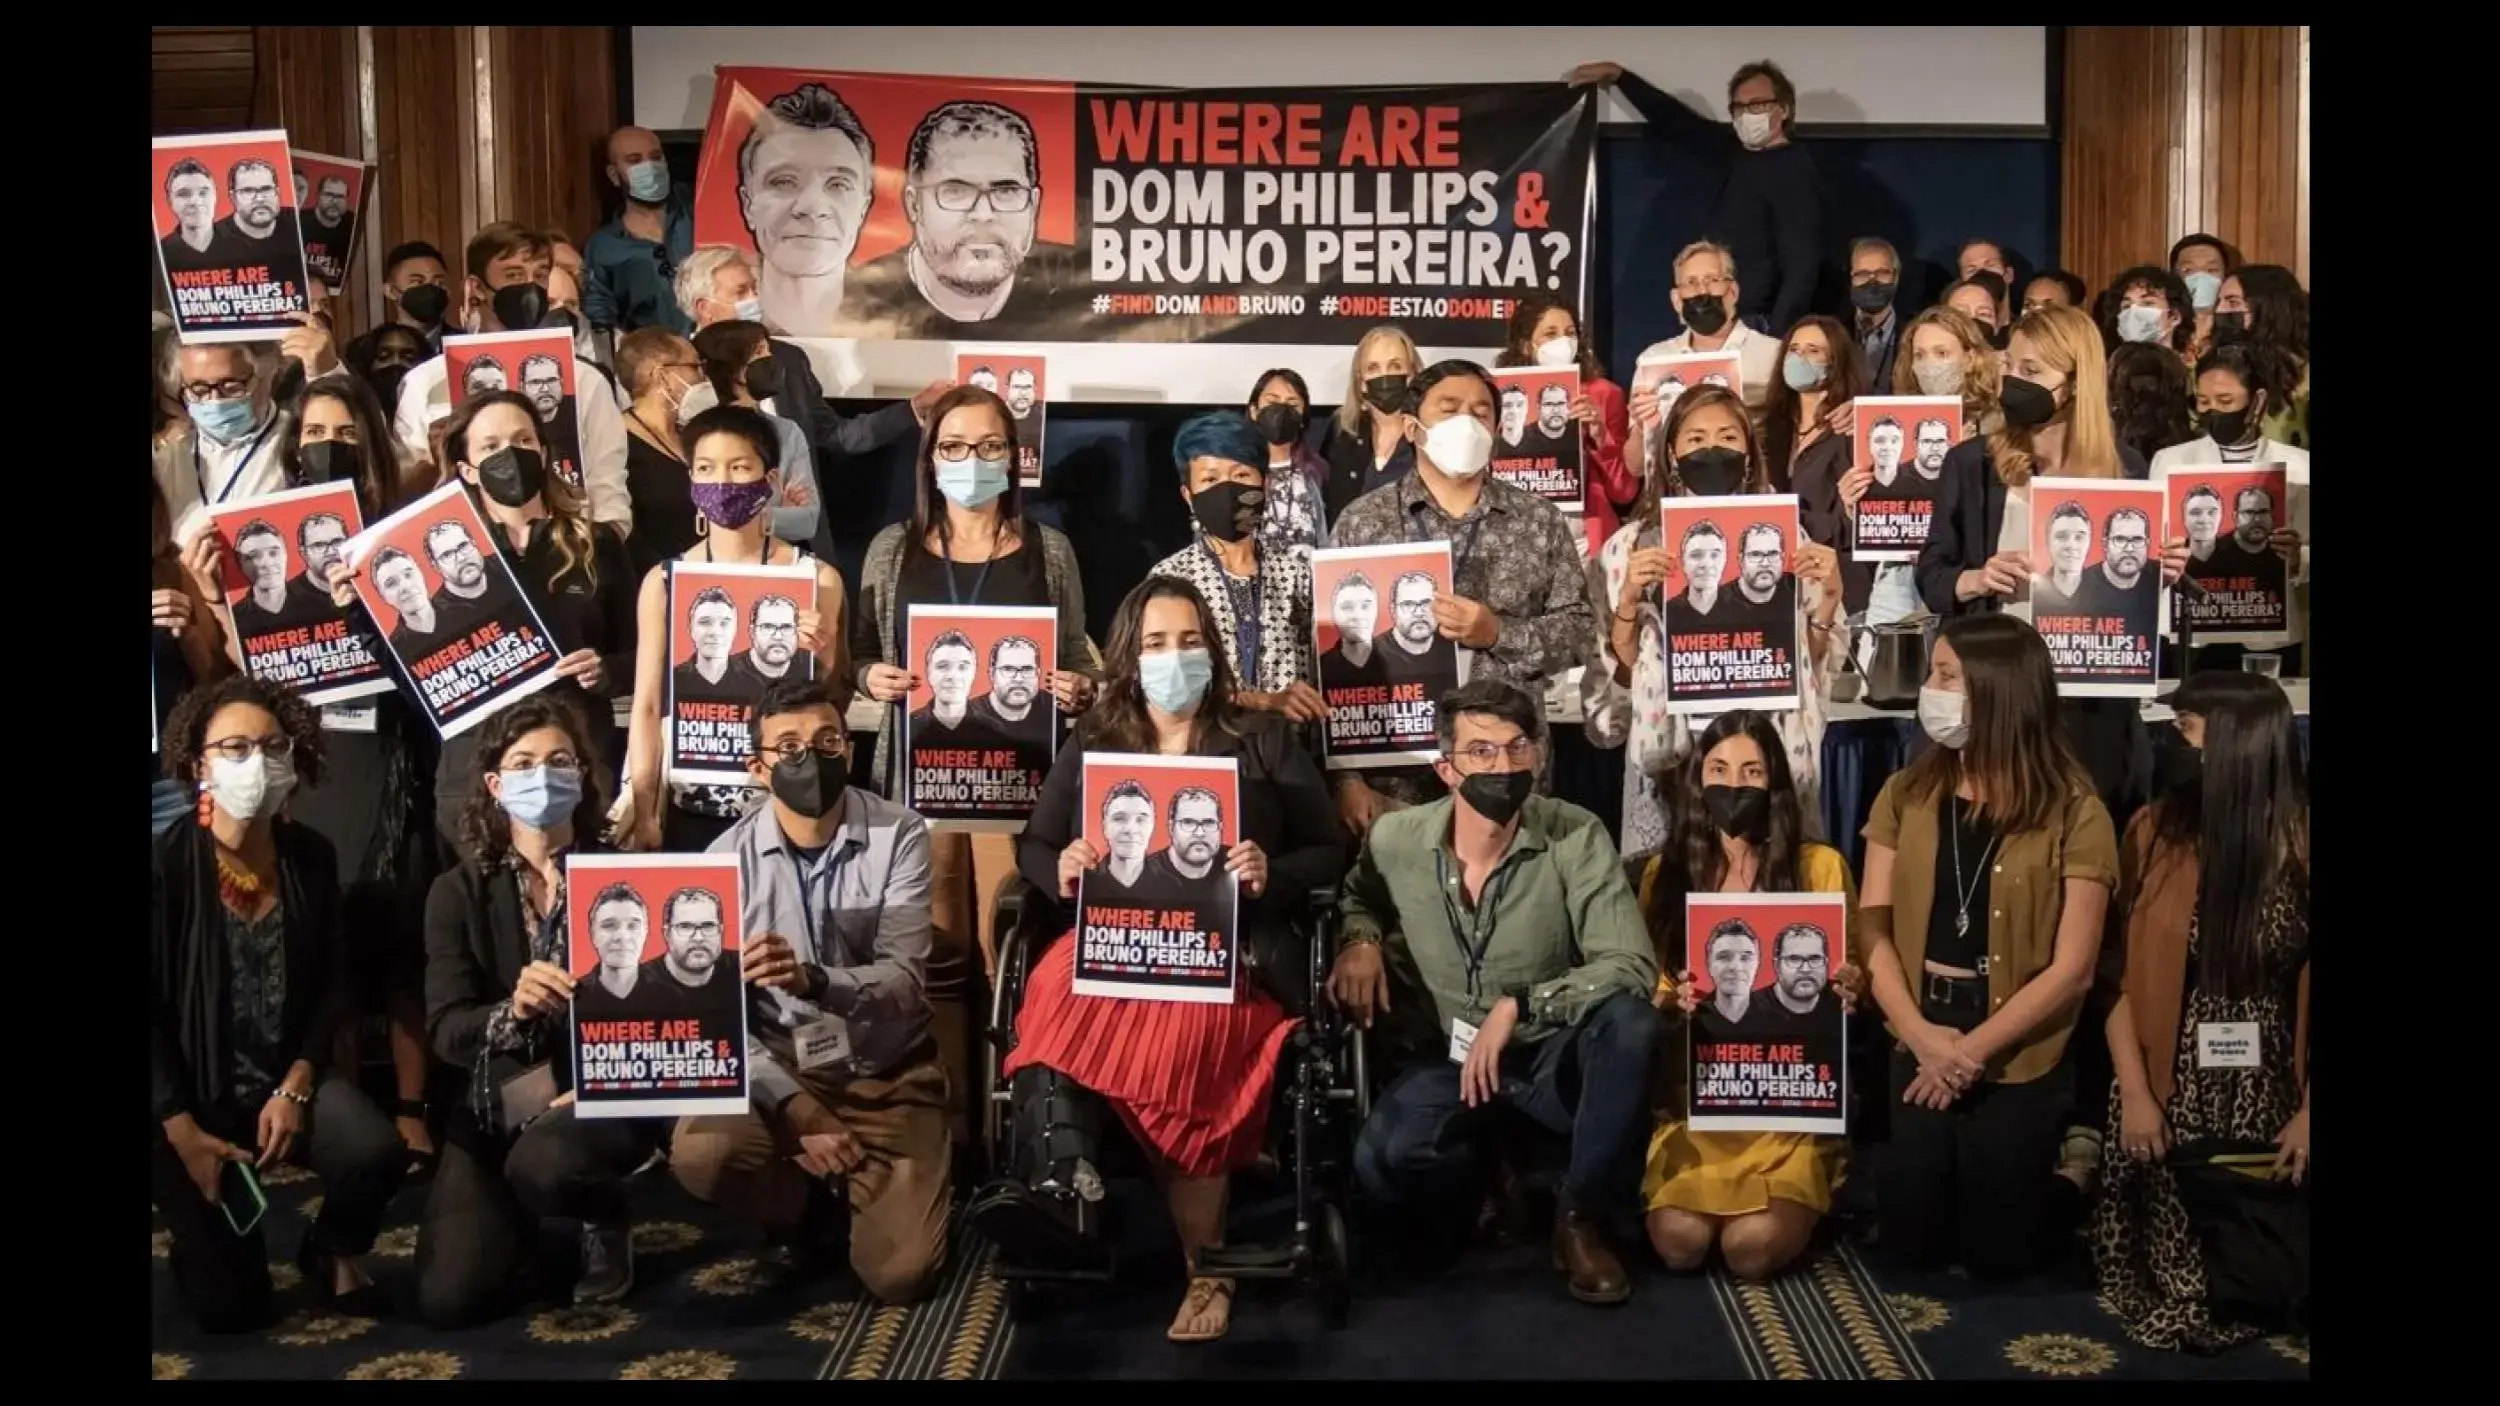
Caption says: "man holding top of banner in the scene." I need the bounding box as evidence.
[669,678,956,1307]
[1332,680,1659,1307]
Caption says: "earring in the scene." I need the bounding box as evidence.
[196,783,216,829]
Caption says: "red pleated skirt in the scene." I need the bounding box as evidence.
[1001,929,1298,1178]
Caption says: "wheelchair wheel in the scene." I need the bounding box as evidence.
[1315,1201,1352,1330]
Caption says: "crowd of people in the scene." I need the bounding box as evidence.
[150,54,2308,1356]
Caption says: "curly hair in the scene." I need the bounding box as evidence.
[160,675,327,788]
[456,691,611,866]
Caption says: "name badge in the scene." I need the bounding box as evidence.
[321,703,380,734]
[794,1016,853,1071]
[2196,1021,2260,1069]
[1448,1017,1479,1065]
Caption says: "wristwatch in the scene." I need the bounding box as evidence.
[801,964,829,1001]
[1502,982,1535,1022]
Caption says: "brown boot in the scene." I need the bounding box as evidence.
[1551,1207,1631,1305]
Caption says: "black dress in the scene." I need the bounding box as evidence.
[622,428,697,578]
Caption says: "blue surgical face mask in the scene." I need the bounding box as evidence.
[495,764,583,831]
[2117,304,2170,345]
[188,396,260,445]
[1138,647,1214,714]
[2182,271,2222,311]
[623,160,670,204]
[936,456,1012,508]
[1782,351,1826,392]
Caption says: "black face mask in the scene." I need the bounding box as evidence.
[1999,374,2060,429]
[1457,769,1535,827]
[1674,447,1749,497]
[544,305,580,334]
[1190,480,1266,544]
[1702,783,1772,844]
[2202,406,2254,446]
[398,283,450,327]
[1256,403,1305,446]
[369,368,409,416]
[1681,294,1730,336]
[1362,374,1410,415]
[2154,739,2203,797]
[475,445,547,507]
[743,359,783,403]
[298,440,362,486]
[1986,324,2013,352]
[491,282,549,333]
[2210,311,2250,347]
[1849,280,1897,314]
[769,749,848,819]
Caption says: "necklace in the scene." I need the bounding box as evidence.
[215,845,270,914]
[1947,796,2000,939]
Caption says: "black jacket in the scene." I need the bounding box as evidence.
[767,338,918,467]
[150,820,351,1125]
[423,844,605,1091]
[1613,71,1824,335]
[1321,418,1414,524]
[1913,438,2152,619]
[1790,433,1876,614]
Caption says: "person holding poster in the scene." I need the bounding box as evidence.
[626,404,848,852]
[854,386,1097,984]
[979,577,1344,1342]
[1856,614,2120,1281]
[1334,680,1660,1307]
[1629,242,1784,427]
[668,678,956,1307]
[2149,344,2310,665]
[1328,361,1595,830]
[151,479,234,838]
[151,676,409,1332]
[1633,712,1860,1283]
[899,606,1059,831]
[2026,484,2168,697]
[1494,294,1637,555]
[1149,413,1321,726]
[1588,386,1846,860]
[150,133,313,342]
[416,694,666,1324]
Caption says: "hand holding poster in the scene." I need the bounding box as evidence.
[1848,397,1963,562]
[2028,479,2168,697]
[956,353,1047,487]
[2160,464,2295,641]
[1489,366,1584,507]
[1685,892,1848,1134]
[208,483,393,706]
[1660,495,1804,715]
[341,481,564,738]
[1631,350,1743,474]
[288,149,374,292]
[666,562,819,786]
[1074,754,1240,1005]
[1310,542,1465,769]
[447,330,587,492]
[151,131,314,343]
[566,854,750,1119]
[903,605,1059,830]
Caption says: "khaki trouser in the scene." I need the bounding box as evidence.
[927,829,1017,1148]
[670,1058,954,1305]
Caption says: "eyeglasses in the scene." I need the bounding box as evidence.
[671,920,724,939]
[203,734,294,764]
[925,180,1035,214]
[766,736,848,763]
[1676,274,1733,297]
[994,664,1041,680]
[1778,953,1828,970]
[934,438,1011,463]
[501,755,581,775]
[183,379,253,403]
[1172,816,1222,834]
[1450,739,1539,769]
[1728,98,1783,118]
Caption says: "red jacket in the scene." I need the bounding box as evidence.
[1581,376,1638,554]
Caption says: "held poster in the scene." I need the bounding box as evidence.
[1310,541,1464,770]
[955,353,1047,487]
[150,131,314,343]
[206,482,393,706]
[340,481,564,739]
[1630,350,1743,474]
[2027,478,2168,698]
[1848,396,1963,563]
[2160,463,2296,644]
[446,329,587,492]
[288,149,375,292]
[902,605,1059,831]
[1074,753,1240,1005]
[1659,495,1804,716]
[665,561,819,787]
[1685,892,1848,1135]
[1489,366,1583,508]
[565,853,750,1120]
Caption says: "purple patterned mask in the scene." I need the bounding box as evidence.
[689,478,773,530]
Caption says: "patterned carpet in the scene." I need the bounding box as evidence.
[148,1161,1012,1381]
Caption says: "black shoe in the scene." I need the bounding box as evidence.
[967,1180,1096,1273]
[296,1240,389,1317]
[575,1219,635,1304]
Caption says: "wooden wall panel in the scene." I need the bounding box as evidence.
[2202,26,2304,274]
[151,27,256,134]
[2059,26,2186,296]
[250,26,357,155]
[489,26,620,249]
[370,26,476,285]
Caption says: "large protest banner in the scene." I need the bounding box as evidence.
[692,68,1596,402]
[566,853,750,1120]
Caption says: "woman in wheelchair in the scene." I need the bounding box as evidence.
[970,576,1346,1343]
[1639,711,1864,1281]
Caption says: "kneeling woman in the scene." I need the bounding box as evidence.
[1641,712,1861,1280]
[416,695,664,1327]
[971,577,1346,1343]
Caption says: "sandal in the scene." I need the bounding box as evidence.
[1166,1276,1236,1343]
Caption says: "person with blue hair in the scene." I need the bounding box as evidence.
[1149,412,1323,728]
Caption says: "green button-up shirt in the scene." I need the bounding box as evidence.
[1341,793,1657,1049]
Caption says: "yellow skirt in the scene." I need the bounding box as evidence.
[1640,1120,1847,1218]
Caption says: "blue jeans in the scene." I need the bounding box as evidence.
[150,777,191,839]
[1356,990,1660,1216]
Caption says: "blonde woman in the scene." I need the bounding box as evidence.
[1319,324,1421,519]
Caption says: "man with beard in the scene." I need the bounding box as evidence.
[1083,779,1157,908]
[738,82,876,339]
[1537,383,1574,443]
[1004,367,1039,421]
[1372,570,1461,687]
[1697,918,1764,1033]
[1323,572,1386,692]
[570,882,657,1022]
[462,355,509,399]
[906,629,1011,755]
[1747,923,1838,1038]
[1498,384,1530,450]
[1714,523,1796,636]
[1662,520,1732,637]
[2200,484,2281,582]
[1863,415,1907,493]
[216,158,302,270]
[423,518,518,638]
[372,547,446,659]
[1911,417,1952,482]
[519,351,583,482]
[158,158,227,274]
[848,100,1078,337]
[727,595,807,692]
[302,172,357,288]
[1126,787,1232,913]
[966,635,1050,747]
[672,586,741,706]
[2032,500,2093,618]
[2074,505,2158,621]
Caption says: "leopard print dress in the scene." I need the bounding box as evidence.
[2089,876,2309,1352]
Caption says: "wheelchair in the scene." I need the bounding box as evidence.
[973,877,1369,1325]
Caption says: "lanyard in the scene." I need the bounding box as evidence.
[945,555,995,607]
[1203,541,1263,688]
[192,417,278,509]
[1413,498,1489,587]
[786,840,854,957]
[1435,847,1517,1000]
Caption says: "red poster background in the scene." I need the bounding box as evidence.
[905,606,1059,715]
[150,133,298,239]
[669,565,819,671]
[1661,497,1799,596]
[566,857,745,978]
[1311,543,1454,657]
[2028,482,2168,578]
[208,482,366,606]
[1079,757,1240,871]
[1683,894,1849,997]
[1851,397,1963,480]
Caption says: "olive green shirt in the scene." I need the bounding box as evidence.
[1342,793,1658,1050]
